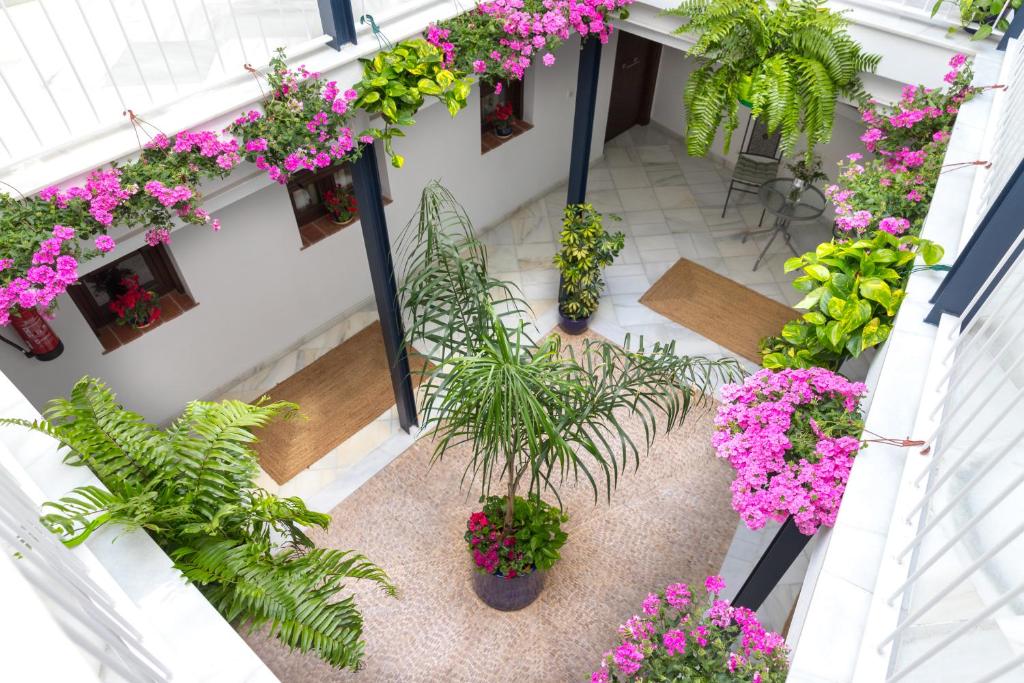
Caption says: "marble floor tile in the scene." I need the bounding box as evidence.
[610,166,651,189]
[618,187,659,211]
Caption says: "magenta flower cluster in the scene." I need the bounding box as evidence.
[429,0,632,84]
[0,226,79,325]
[592,576,789,682]
[228,57,361,186]
[713,368,867,535]
[829,54,974,238]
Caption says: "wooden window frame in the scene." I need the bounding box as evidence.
[68,243,186,331]
[480,78,533,154]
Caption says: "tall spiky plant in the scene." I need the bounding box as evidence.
[1,378,394,670]
[398,182,743,533]
[667,0,881,159]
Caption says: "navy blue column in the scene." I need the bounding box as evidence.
[999,8,1024,49]
[317,0,358,49]
[566,36,603,206]
[351,144,418,431]
[731,517,812,611]
[926,160,1024,325]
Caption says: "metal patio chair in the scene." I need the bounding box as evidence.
[721,117,783,226]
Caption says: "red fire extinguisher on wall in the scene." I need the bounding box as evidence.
[8,307,64,361]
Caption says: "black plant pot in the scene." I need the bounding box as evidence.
[472,567,545,611]
[494,121,514,138]
[559,311,590,335]
[964,13,998,34]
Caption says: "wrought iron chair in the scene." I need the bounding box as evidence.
[721,117,783,226]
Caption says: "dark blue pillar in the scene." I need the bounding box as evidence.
[926,160,1024,325]
[350,144,418,431]
[566,36,602,206]
[731,517,812,611]
[998,8,1024,49]
[317,0,358,50]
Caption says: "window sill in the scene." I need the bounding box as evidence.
[299,215,358,249]
[481,120,533,154]
[98,291,197,354]
[298,196,392,249]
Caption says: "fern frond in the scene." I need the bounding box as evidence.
[7,377,390,671]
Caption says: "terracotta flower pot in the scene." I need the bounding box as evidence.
[471,565,545,611]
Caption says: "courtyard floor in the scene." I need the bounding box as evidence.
[224,126,835,670]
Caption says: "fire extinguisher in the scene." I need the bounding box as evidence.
[6,307,64,361]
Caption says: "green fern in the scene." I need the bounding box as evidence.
[1,378,394,670]
[666,0,881,159]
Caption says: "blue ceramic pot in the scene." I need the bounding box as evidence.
[472,566,545,611]
[559,312,589,335]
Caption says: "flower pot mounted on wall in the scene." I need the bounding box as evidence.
[9,307,64,361]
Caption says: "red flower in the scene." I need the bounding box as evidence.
[468,512,489,532]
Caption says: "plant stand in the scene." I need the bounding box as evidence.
[472,568,545,611]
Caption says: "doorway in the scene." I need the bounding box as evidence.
[604,32,662,142]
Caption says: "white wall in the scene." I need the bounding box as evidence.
[0,36,619,423]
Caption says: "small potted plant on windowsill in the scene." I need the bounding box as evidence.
[108,273,161,329]
[490,102,515,138]
[324,187,358,226]
[554,203,625,335]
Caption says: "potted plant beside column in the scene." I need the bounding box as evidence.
[554,203,624,335]
[398,183,740,610]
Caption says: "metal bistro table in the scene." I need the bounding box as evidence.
[742,177,827,271]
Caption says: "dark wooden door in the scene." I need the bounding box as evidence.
[605,32,662,142]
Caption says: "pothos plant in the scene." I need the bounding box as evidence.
[933,0,1021,40]
[667,0,880,160]
[761,231,944,370]
[3,378,394,670]
[398,182,741,576]
[354,39,472,168]
[553,204,625,321]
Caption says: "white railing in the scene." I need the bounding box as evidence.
[979,39,1024,217]
[864,232,1024,683]
[0,0,322,167]
[0,451,172,682]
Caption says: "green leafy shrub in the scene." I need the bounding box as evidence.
[761,232,944,370]
[465,495,568,576]
[666,0,880,159]
[553,203,625,320]
[3,378,393,670]
[354,38,472,168]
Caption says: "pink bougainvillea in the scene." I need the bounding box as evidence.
[428,0,632,85]
[593,577,789,682]
[712,368,867,535]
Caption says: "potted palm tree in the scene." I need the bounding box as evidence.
[666,0,880,160]
[553,203,625,335]
[397,183,741,610]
